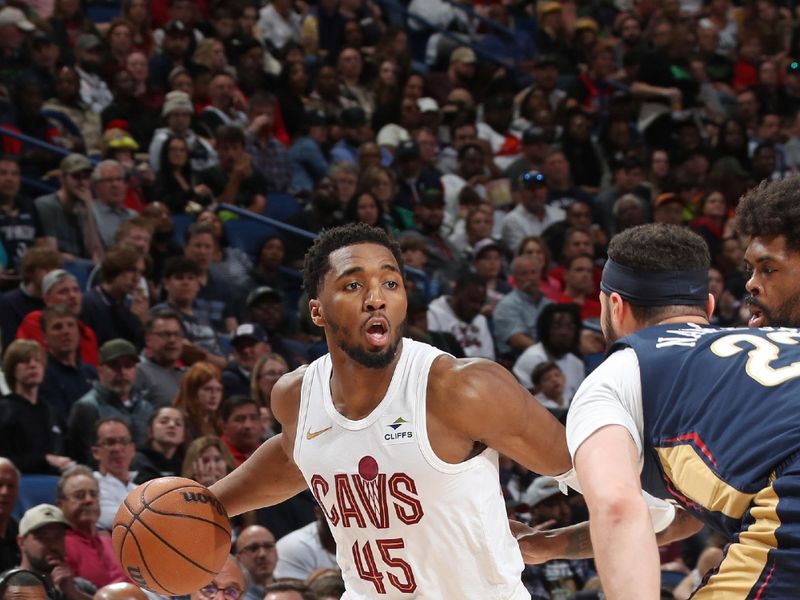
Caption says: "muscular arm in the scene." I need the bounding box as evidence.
[429,357,571,476]
[209,369,308,516]
[576,425,660,600]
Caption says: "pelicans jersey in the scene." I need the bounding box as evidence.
[294,339,529,599]
[609,324,800,598]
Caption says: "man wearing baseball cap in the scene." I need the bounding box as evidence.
[0,7,36,92]
[425,46,477,106]
[66,340,152,466]
[17,504,95,600]
[223,323,271,397]
[33,155,103,264]
[516,478,593,597]
[501,170,566,252]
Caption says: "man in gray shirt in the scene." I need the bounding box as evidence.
[34,153,103,263]
[90,160,136,249]
[493,254,552,358]
[133,310,186,408]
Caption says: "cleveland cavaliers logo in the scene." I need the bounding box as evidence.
[310,455,424,529]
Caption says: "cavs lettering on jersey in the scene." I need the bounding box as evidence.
[294,339,529,599]
[612,324,800,537]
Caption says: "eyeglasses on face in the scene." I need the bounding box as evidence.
[198,583,242,600]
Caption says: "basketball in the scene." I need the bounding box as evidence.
[111,477,232,596]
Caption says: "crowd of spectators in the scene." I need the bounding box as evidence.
[0,0,789,596]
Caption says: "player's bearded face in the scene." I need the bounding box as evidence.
[745,294,800,328]
[329,315,406,369]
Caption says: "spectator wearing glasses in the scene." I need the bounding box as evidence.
[235,525,277,600]
[90,418,138,531]
[89,161,136,250]
[66,340,153,466]
[190,555,245,600]
[56,466,126,588]
[133,311,186,408]
[34,154,104,264]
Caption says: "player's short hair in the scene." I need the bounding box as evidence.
[606,224,710,323]
[736,175,800,252]
[303,223,403,299]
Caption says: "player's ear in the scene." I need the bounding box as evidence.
[309,298,325,327]
[705,292,715,320]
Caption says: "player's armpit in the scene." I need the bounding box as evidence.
[429,357,571,476]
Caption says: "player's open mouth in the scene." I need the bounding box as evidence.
[365,318,389,347]
[748,306,765,328]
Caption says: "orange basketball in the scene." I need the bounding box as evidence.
[111,477,232,596]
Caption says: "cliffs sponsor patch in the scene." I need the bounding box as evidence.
[382,416,414,445]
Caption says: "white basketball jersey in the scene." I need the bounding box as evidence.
[294,339,529,599]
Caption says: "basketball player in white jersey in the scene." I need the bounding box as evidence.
[210,223,571,598]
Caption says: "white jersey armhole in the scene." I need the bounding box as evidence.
[415,355,499,475]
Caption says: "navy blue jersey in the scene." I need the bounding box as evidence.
[613,323,800,538]
[0,197,42,270]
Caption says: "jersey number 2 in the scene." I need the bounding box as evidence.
[710,331,800,386]
[352,538,417,594]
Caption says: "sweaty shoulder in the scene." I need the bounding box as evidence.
[270,365,308,430]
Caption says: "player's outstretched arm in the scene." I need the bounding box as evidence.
[210,369,308,517]
[575,425,660,600]
[430,357,572,476]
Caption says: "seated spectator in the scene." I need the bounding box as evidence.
[224,324,271,398]
[150,257,227,369]
[132,406,186,484]
[102,51,161,145]
[148,91,218,174]
[220,396,261,466]
[501,171,566,254]
[512,303,584,399]
[195,210,253,298]
[308,571,345,600]
[56,466,126,588]
[343,191,388,232]
[74,33,113,114]
[236,525,277,600]
[284,177,343,267]
[0,247,61,352]
[173,362,224,443]
[530,361,569,414]
[133,311,186,409]
[493,255,553,358]
[288,110,330,194]
[152,135,214,213]
[273,511,337,581]
[264,582,317,600]
[0,340,73,475]
[42,64,102,154]
[330,107,370,165]
[34,153,103,264]
[181,435,235,488]
[197,125,267,213]
[406,293,465,357]
[141,202,183,284]
[189,555,246,600]
[79,246,146,348]
[16,503,95,599]
[197,71,248,134]
[471,239,511,315]
[0,458,20,571]
[67,340,153,465]
[183,223,241,336]
[245,287,308,370]
[653,191,686,227]
[0,156,46,275]
[515,236,562,301]
[38,306,98,428]
[250,353,289,440]
[91,419,138,531]
[245,92,292,194]
[426,272,495,360]
[557,255,601,319]
[248,236,295,293]
[17,269,99,366]
[89,161,137,250]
